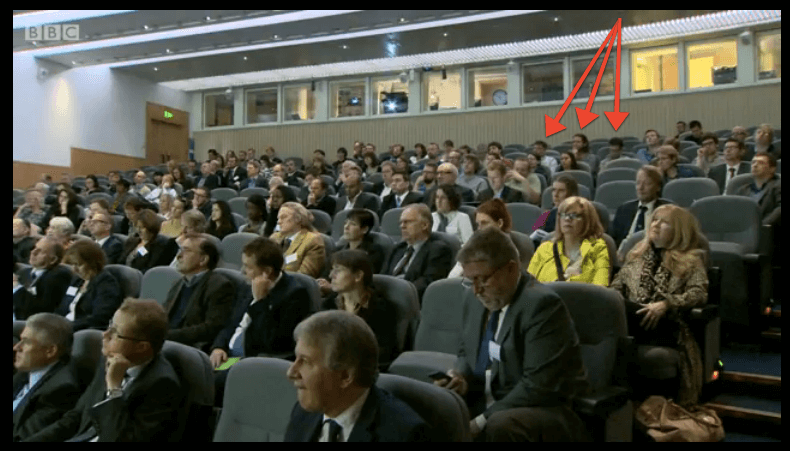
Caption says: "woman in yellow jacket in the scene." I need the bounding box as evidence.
[528,196,610,286]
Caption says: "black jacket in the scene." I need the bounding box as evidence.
[708,162,751,194]
[380,191,424,217]
[424,184,475,210]
[55,270,124,332]
[14,236,39,265]
[335,192,380,215]
[476,185,524,204]
[611,198,674,247]
[99,235,125,265]
[120,234,179,274]
[383,236,453,299]
[303,195,337,219]
[14,265,73,320]
[13,359,81,442]
[224,166,248,189]
[164,270,235,351]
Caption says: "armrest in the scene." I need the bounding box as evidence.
[573,386,631,418]
[257,351,295,361]
[689,304,719,322]
[758,224,773,257]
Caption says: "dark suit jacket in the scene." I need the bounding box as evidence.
[99,235,125,265]
[238,174,269,191]
[379,191,424,217]
[197,200,213,221]
[304,195,337,219]
[14,236,39,265]
[708,162,751,194]
[195,174,219,191]
[384,236,453,299]
[735,175,782,226]
[211,272,312,357]
[164,270,235,351]
[55,270,124,332]
[476,185,525,204]
[120,234,179,274]
[454,271,589,419]
[224,166,248,189]
[335,234,387,274]
[13,359,81,442]
[335,192,381,215]
[424,184,475,210]
[13,265,73,320]
[611,198,674,247]
[22,353,185,442]
[284,385,430,442]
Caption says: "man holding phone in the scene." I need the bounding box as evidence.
[434,228,590,441]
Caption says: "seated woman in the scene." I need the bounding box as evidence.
[120,209,179,273]
[556,150,581,173]
[610,204,708,407]
[157,193,174,221]
[571,132,599,173]
[410,143,428,167]
[160,197,186,238]
[362,151,381,178]
[528,196,610,286]
[432,184,473,245]
[319,250,399,367]
[41,186,83,233]
[394,155,412,176]
[269,202,326,278]
[172,165,193,192]
[264,184,297,237]
[655,145,696,185]
[239,194,267,235]
[207,200,236,241]
[457,154,489,198]
[14,189,48,231]
[321,209,386,287]
[83,175,105,195]
[57,239,123,331]
[145,174,178,205]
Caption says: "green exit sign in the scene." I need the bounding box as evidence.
[164,110,174,119]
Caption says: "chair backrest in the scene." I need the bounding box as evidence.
[381,207,405,239]
[377,373,471,442]
[552,170,593,190]
[541,185,592,209]
[509,230,535,268]
[71,329,104,390]
[724,173,755,196]
[211,187,239,203]
[214,357,296,442]
[594,181,637,219]
[309,209,332,234]
[214,268,252,313]
[372,274,421,353]
[603,158,645,171]
[618,230,711,268]
[220,233,261,269]
[410,170,423,184]
[87,192,113,204]
[239,187,269,198]
[458,205,477,230]
[681,146,701,162]
[662,178,720,208]
[677,163,705,178]
[591,201,611,235]
[331,208,381,242]
[367,172,384,186]
[544,282,627,392]
[232,212,247,229]
[161,340,215,442]
[431,231,461,261]
[228,197,249,217]
[415,278,466,353]
[288,272,322,313]
[140,266,182,306]
[596,168,638,194]
[505,203,544,235]
[689,195,760,254]
[104,264,143,298]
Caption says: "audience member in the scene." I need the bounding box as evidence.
[612,165,672,251]
[304,177,337,218]
[383,204,453,299]
[157,193,175,221]
[196,161,220,190]
[172,165,191,190]
[89,211,124,265]
[264,185,297,237]
[432,184,474,245]
[187,160,200,178]
[478,160,524,203]
[211,160,226,187]
[207,200,237,241]
[709,138,751,194]
[240,160,269,191]
[557,149,581,173]
[152,171,164,188]
[14,218,39,264]
[692,133,725,176]
[144,174,177,205]
[656,145,695,184]
[119,209,179,273]
[457,154,489,198]
[526,152,551,185]
[224,155,248,190]
[160,198,187,238]
[610,204,708,407]
[532,140,559,176]
[411,143,428,167]
[730,125,748,143]
[753,123,780,159]
[675,121,687,139]
[41,187,82,233]
[333,147,349,173]
[636,129,663,164]
[269,202,327,277]
[374,161,395,198]
[599,137,627,171]
[15,189,48,230]
[132,171,152,197]
[572,133,599,173]
[735,153,781,226]
[13,313,80,442]
[106,171,121,194]
[506,157,541,204]
[445,150,464,176]
[686,120,704,145]
[13,238,72,320]
[414,162,438,194]
[110,178,133,214]
[164,233,234,351]
[239,194,268,235]
[82,175,104,195]
[394,155,410,175]
[57,240,123,332]
[328,209,388,279]
[361,152,380,178]
[284,160,306,187]
[46,217,75,249]
[120,196,148,236]
[380,170,423,217]
[436,227,590,441]
[424,163,474,208]
[285,310,429,442]
[337,167,380,213]
[192,186,213,220]
[22,299,185,442]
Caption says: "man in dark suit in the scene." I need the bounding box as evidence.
[611,166,673,252]
[735,153,781,226]
[22,299,186,442]
[89,211,124,265]
[192,187,214,220]
[379,170,424,217]
[13,238,73,321]
[423,163,475,210]
[209,237,313,406]
[303,177,337,219]
[285,159,306,185]
[709,138,752,194]
[335,167,380,214]
[238,160,269,191]
[436,228,590,441]
[224,155,248,190]
[13,314,81,442]
[13,218,39,264]
[164,234,234,352]
[477,160,524,204]
[383,204,453,299]
[195,161,219,190]
[285,310,430,442]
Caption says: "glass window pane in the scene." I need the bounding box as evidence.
[757,31,781,80]
[468,67,508,107]
[631,46,679,94]
[330,80,365,118]
[687,39,737,89]
[572,56,615,99]
[284,85,315,121]
[246,89,277,124]
[204,93,234,127]
[522,62,564,103]
[422,69,461,111]
[372,77,409,115]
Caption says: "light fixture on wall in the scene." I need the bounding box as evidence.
[398,71,408,83]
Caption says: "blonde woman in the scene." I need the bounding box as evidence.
[610,204,708,407]
[527,196,610,286]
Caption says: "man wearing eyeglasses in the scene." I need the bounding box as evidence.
[423,163,474,211]
[692,133,725,176]
[89,212,124,265]
[192,187,213,221]
[434,228,589,442]
[22,299,186,442]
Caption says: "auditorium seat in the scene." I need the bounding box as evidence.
[239,187,269,198]
[211,188,239,203]
[380,207,405,239]
[140,266,182,306]
[595,168,638,196]
[87,192,113,205]
[662,178,720,208]
[602,158,644,171]
[318,234,334,279]
[594,181,637,221]
[161,339,215,442]
[308,209,332,235]
[231,212,247,229]
[591,201,611,235]
[367,172,384,186]
[331,208,381,242]
[288,272,322,315]
[506,202,544,235]
[214,268,252,314]
[372,274,421,357]
[104,264,143,298]
[335,231,394,274]
[431,231,461,262]
[677,164,706,178]
[227,197,248,217]
[70,329,104,391]
[509,230,535,268]
[220,233,260,270]
[541,185,592,210]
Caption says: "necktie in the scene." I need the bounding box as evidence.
[728,167,736,184]
[438,214,449,233]
[392,246,414,276]
[474,309,501,381]
[325,419,343,442]
[634,206,648,233]
[26,271,40,290]
[395,195,401,208]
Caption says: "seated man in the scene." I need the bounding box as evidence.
[735,153,781,226]
[192,186,213,221]
[423,163,474,209]
[303,177,337,219]
[379,170,424,217]
[285,310,430,442]
[599,137,627,172]
[132,171,151,197]
[413,162,438,194]
[636,129,663,164]
[109,178,133,215]
[435,228,590,442]
[164,234,234,351]
[374,161,395,199]
[195,161,220,191]
[708,137,751,194]
[46,217,75,250]
[239,160,270,191]
[13,238,73,321]
[382,204,453,299]
[505,157,542,205]
[14,218,39,264]
[692,133,725,176]
[224,155,248,190]
[14,313,81,442]
[611,166,672,252]
[21,299,186,442]
[532,140,559,176]
[655,145,696,185]
[477,160,524,204]
[335,167,380,214]
[210,237,313,406]
[89,211,124,265]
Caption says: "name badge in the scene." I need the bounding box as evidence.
[66,286,78,296]
[489,341,501,362]
[285,253,298,264]
[234,175,240,180]
[28,286,37,295]
[137,247,148,256]
[446,225,458,234]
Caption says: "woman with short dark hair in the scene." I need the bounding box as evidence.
[41,186,82,233]
[432,184,473,245]
[239,194,268,235]
[120,209,179,273]
[83,175,105,195]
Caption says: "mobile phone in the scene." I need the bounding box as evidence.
[428,371,451,381]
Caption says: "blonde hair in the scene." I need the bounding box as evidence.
[757,124,774,142]
[280,201,315,231]
[656,145,678,162]
[553,196,603,244]
[626,204,706,278]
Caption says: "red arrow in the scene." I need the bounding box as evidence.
[604,19,629,130]
[545,22,619,138]
[575,20,619,129]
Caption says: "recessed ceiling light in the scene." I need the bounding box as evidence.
[554,16,560,22]
[273,34,279,39]
[143,25,149,30]
[400,18,405,22]
[243,56,248,60]
[443,32,448,37]
[154,67,158,71]
[205,16,211,21]
[166,48,171,53]
[71,61,77,65]
[342,44,348,49]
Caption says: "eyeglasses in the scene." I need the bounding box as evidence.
[559,213,583,221]
[461,264,505,289]
[106,321,149,342]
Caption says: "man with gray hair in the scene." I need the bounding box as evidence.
[423,163,474,210]
[47,217,75,249]
[14,313,80,442]
[13,238,73,320]
[285,310,430,442]
[434,227,590,442]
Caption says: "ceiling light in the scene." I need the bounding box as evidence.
[71,61,77,65]
[443,32,448,37]
[166,49,171,53]
[400,18,406,22]
[143,25,149,30]
[154,67,158,71]
[553,16,560,22]
[342,44,348,49]
[273,34,279,39]
[243,56,248,60]
[205,16,211,21]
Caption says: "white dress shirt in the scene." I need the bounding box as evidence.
[95,235,111,247]
[431,210,474,245]
[379,185,392,199]
[14,361,58,412]
[625,199,658,244]
[344,192,361,211]
[319,388,371,442]
[724,163,740,191]
[474,304,511,431]
[227,272,284,355]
